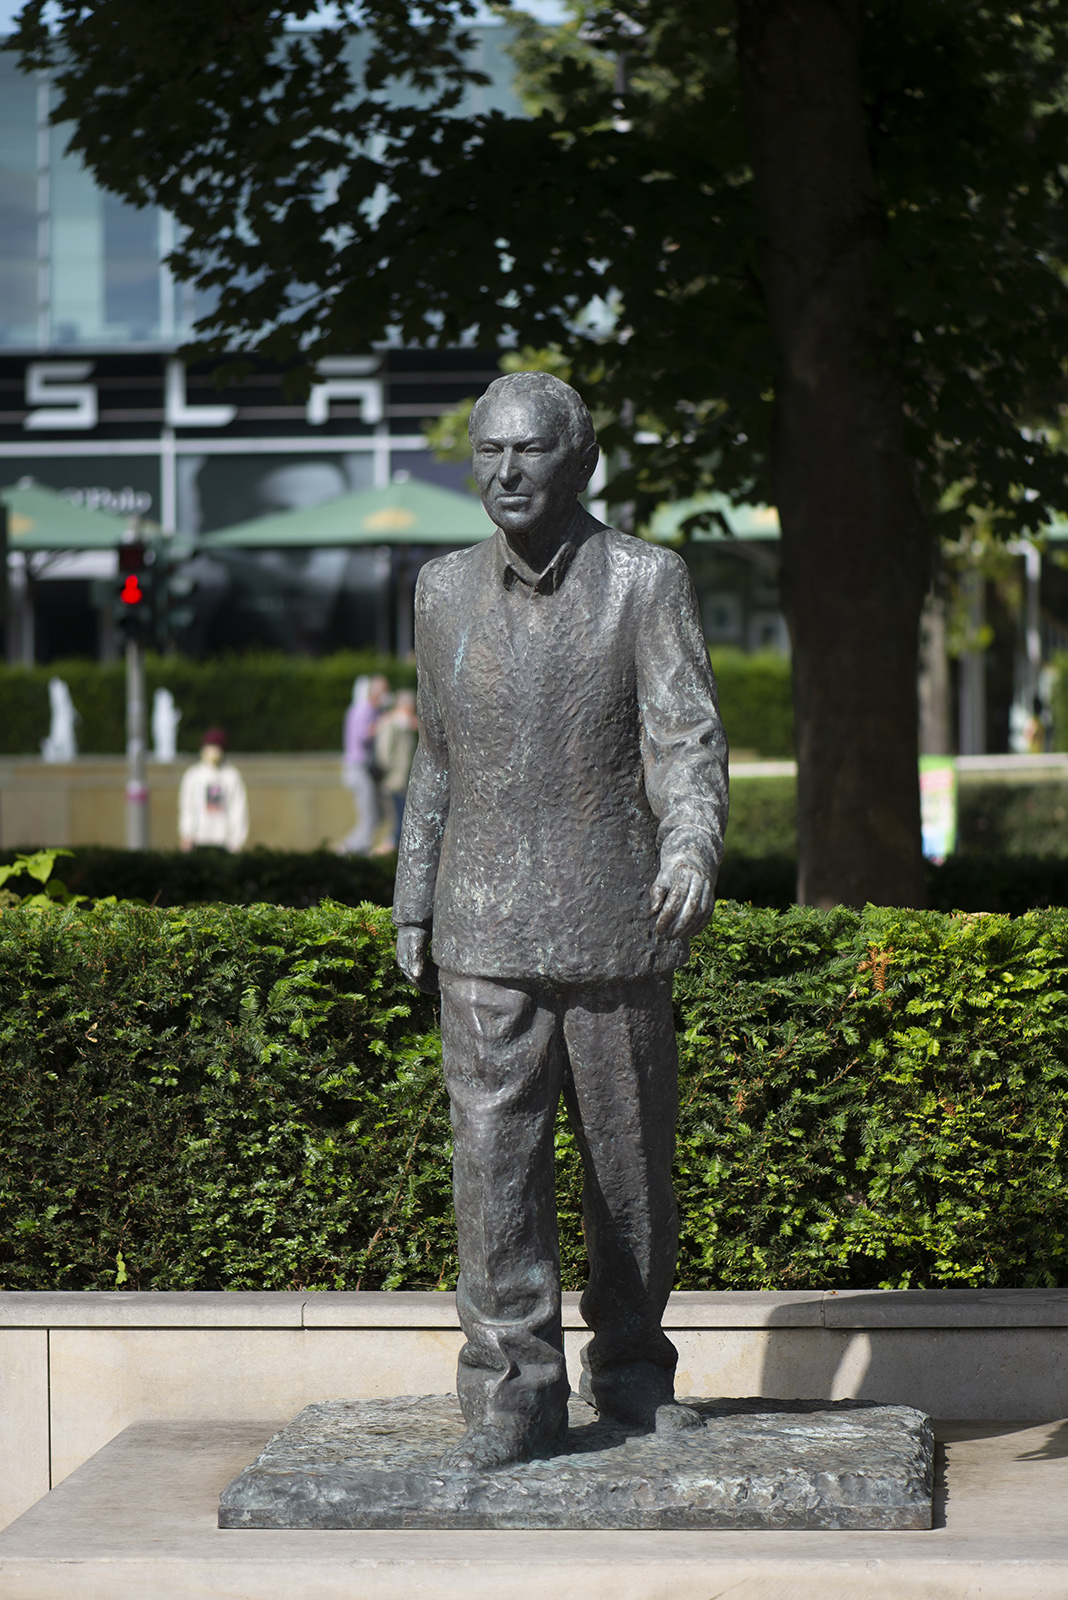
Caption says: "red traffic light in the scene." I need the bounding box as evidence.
[120,574,144,605]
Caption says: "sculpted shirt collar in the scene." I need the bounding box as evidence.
[494,526,583,596]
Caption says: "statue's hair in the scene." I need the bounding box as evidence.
[469,371,595,458]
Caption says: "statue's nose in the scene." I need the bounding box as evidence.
[498,447,521,486]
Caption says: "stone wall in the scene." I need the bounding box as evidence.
[2,1288,1067,1530]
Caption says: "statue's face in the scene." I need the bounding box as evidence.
[472,392,587,544]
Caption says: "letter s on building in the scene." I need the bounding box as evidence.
[24,362,98,430]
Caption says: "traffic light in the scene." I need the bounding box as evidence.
[115,539,155,644]
[158,557,198,644]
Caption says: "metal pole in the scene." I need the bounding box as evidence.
[958,567,986,755]
[375,546,391,656]
[0,503,7,667]
[1023,540,1042,706]
[17,554,36,667]
[1006,537,1044,749]
[125,640,149,848]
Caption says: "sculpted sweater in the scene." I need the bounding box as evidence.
[393,524,729,983]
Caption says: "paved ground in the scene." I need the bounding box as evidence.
[1,1414,1067,1598]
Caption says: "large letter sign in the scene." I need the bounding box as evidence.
[23,362,98,430]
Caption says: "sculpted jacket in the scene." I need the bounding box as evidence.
[393,523,730,983]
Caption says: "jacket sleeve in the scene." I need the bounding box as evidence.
[373,713,393,775]
[225,766,249,853]
[392,572,449,929]
[178,764,198,842]
[636,549,729,883]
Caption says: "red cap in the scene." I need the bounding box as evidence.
[201,727,227,750]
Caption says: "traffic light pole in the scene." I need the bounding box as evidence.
[125,640,149,849]
[0,502,8,666]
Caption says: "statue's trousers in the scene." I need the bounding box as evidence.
[439,969,681,1445]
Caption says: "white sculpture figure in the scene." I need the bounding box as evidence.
[40,678,78,763]
[151,687,182,762]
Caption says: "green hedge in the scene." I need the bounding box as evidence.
[0,654,417,755]
[3,845,1067,917]
[0,648,793,758]
[957,781,1068,856]
[672,901,1068,1289]
[0,847,396,910]
[723,776,797,856]
[708,648,793,759]
[715,854,1068,915]
[0,902,447,1291]
[721,776,1068,862]
[4,898,1068,1292]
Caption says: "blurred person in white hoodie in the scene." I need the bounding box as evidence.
[178,726,249,852]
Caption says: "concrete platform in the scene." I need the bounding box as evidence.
[2,1415,1068,1598]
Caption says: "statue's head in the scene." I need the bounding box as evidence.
[469,371,599,546]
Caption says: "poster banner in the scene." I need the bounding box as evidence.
[920,755,958,863]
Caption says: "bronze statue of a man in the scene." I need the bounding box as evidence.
[394,371,728,1470]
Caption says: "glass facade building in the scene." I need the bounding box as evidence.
[1,25,522,352]
[0,28,525,660]
[0,59,202,350]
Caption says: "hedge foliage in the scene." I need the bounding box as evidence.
[2,846,1063,917]
[672,902,1068,1290]
[958,780,1068,857]
[0,847,396,911]
[720,775,1068,862]
[707,648,793,758]
[4,899,1068,1292]
[718,854,1068,915]
[0,647,792,758]
[723,776,797,857]
[0,653,417,756]
[0,901,447,1292]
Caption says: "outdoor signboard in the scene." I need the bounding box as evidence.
[0,350,494,536]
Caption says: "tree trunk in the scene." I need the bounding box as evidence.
[736,0,929,907]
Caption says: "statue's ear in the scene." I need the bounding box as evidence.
[575,442,599,494]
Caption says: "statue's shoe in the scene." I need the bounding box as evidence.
[654,1402,704,1434]
[440,1416,567,1472]
[578,1359,702,1433]
[440,1428,529,1472]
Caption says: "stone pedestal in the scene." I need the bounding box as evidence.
[219,1394,933,1531]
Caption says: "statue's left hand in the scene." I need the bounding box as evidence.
[651,864,713,940]
[396,925,440,994]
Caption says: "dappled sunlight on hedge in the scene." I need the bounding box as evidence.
[2,900,1068,1292]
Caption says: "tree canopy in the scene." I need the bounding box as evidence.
[11,0,1068,904]
[12,0,1068,531]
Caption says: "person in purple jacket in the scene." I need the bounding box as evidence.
[338,673,388,854]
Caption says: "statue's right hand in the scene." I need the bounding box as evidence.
[395,925,440,994]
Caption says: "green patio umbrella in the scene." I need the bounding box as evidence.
[1,480,127,550]
[202,478,494,548]
[648,492,781,543]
